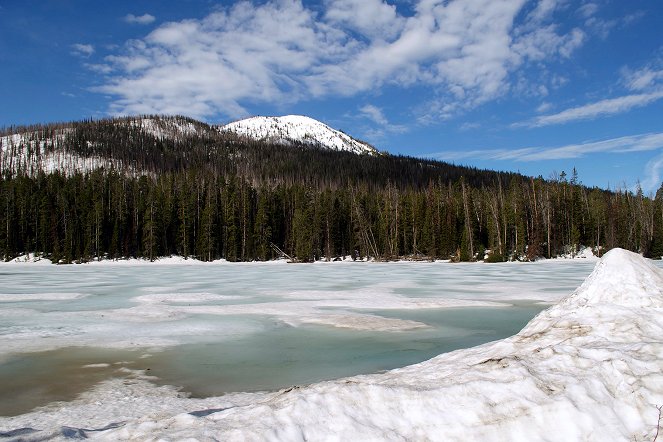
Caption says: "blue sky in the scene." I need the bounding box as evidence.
[1,0,662,193]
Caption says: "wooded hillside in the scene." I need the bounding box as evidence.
[1,116,662,262]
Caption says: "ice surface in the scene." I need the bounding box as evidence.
[1,249,660,440]
[0,260,592,359]
[0,293,88,302]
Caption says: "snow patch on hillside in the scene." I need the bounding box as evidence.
[0,129,124,176]
[1,249,662,440]
[130,117,211,141]
[0,117,212,177]
[220,115,378,155]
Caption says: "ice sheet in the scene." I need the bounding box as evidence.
[0,260,596,358]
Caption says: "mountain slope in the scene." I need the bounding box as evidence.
[0,115,513,192]
[220,115,378,155]
[0,116,215,176]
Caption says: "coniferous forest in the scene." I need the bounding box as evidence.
[1,116,662,263]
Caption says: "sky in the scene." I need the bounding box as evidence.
[1,0,662,193]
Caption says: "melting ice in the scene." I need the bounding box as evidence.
[3,255,659,440]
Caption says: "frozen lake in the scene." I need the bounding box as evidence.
[0,259,605,416]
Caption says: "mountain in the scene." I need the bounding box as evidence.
[0,115,379,177]
[1,113,657,264]
[220,115,378,155]
[0,114,509,194]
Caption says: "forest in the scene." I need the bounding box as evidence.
[1,116,662,263]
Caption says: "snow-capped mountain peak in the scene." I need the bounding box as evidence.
[219,115,378,155]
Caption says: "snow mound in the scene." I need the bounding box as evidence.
[2,249,662,441]
[558,247,663,308]
[220,115,378,155]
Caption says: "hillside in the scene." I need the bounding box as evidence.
[0,115,661,263]
[0,115,516,189]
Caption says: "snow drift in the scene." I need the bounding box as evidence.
[1,248,662,441]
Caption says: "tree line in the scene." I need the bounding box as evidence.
[1,116,662,263]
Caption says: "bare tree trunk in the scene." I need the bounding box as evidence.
[461,179,474,259]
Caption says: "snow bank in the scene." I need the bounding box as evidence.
[1,249,661,440]
[552,246,600,261]
[2,253,52,264]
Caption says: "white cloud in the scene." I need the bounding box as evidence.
[642,151,663,193]
[511,22,584,62]
[622,66,663,91]
[98,1,331,118]
[359,104,389,126]
[536,102,552,113]
[124,13,155,25]
[94,0,591,120]
[432,132,663,162]
[84,63,113,74]
[578,3,598,19]
[71,43,94,57]
[530,0,559,22]
[524,90,663,127]
[459,122,480,131]
[359,104,407,134]
[584,16,616,39]
[324,0,403,40]
[580,3,642,40]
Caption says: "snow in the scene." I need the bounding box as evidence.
[3,253,52,264]
[2,115,379,178]
[0,129,125,177]
[553,246,600,260]
[1,249,661,440]
[131,117,208,141]
[220,115,378,155]
[0,117,206,177]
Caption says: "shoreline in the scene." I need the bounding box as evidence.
[1,251,603,266]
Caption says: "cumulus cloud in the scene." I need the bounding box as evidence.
[98,1,330,118]
[124,13,155,25]
[324,0,403,40]
[93,0,590,120]
[71,43,94,57]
